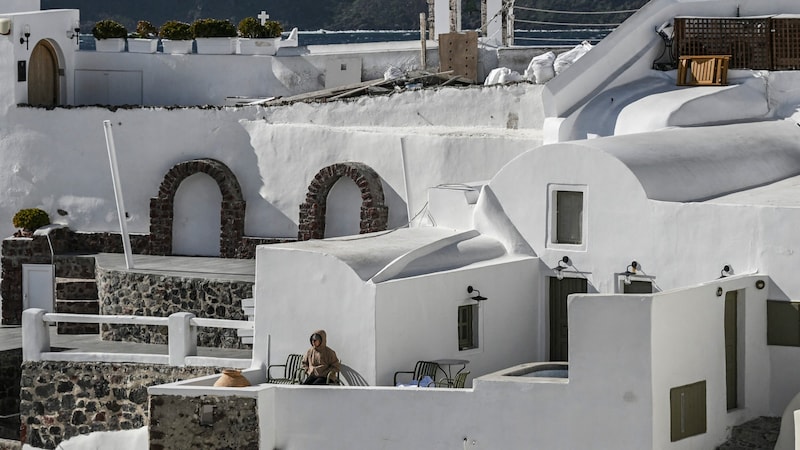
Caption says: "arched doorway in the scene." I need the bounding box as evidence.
[28,41,59,106]
[298,162,389,240]
[150,159,245,258]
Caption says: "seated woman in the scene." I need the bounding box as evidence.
[301,330,340,385]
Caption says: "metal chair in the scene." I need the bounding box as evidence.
[436,370,470,388]
[393,360,439,387]
[296,364,343,385]
[267,353,303,384]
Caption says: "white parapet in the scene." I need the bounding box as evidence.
[22,308,49,362]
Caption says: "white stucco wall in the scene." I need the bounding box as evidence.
[254,246,378,381]
[650,275,770,448]
[489,142,652,295]
[375,257,539,386]
[0,79,542,241]
[73,43,441,106]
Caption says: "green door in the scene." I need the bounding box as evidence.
[725,290,738,410]
[549,277,588,361]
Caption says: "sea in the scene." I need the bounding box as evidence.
[79,28,611,51]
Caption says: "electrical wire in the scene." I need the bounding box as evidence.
[513,6,641,15]
[514,18,622,27]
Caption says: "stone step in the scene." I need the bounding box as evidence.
[55,278,98,300]
[55,299,99,335]
[54,254,96,279]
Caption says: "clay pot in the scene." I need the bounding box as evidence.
[213,369,251,387]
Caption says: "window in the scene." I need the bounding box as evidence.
[555,191,583,244]
[458,304,479,350]
[623,280,653,294]
[767,300,800,346]
[670,380,707,441]
[548,185,587,249]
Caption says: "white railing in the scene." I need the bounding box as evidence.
[22,308,254,368]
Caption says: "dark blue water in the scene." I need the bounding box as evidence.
[79,29,609,51]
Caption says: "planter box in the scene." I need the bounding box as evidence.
[161,39,194,54]
[95,38,126,52]
[236,37,281,55]
[128,38,159,54]
[195,37,235,55]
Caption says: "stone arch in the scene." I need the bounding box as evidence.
[150,158,245,258]
[298,162,389,240]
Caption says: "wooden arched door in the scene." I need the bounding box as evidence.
[28,41,59,106]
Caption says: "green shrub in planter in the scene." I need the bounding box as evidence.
[159,20,192,40]
[129,20,158,39]
[92,19,127,40]
[12,208,50,232]
[238,17,283,38]
[191,18,237,38]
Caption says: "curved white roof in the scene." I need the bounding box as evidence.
[576,120,800,201]
[267,227,509,282]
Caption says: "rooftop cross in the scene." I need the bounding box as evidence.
[258,11,270,25]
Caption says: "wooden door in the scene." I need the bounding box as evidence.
[549,276,587,361]
[28,41,59,106]
[724,290,738,410]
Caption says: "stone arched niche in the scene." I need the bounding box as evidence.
[298,162,389,240]
[150,158,245,258]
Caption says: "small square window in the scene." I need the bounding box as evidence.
[555,191,583,244]
[340,63,347,71]
[458,304,478,350]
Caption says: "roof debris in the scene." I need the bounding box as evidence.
[261,70,475,106]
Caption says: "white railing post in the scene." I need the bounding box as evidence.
[22,308,50,362]
[169,312,197,366]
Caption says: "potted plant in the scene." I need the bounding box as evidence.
[191,18,237,54]
[12,208,50,237]
[92,19,127,52]
[127,20,159,53]
[159,20,193,54]
[236,17,283,55]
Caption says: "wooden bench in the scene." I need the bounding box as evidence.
[677,55,731,86]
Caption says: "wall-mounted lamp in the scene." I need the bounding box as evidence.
[19,24,30,49]
[553,256,570,280]
[467,286,487,301]
[67,20,80,45]
[719,264,733,278]
[755,279,766,290]
[623,261,639,285]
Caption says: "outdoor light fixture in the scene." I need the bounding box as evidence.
[67,20,80,45]
[623,261,639,285]
[720,264,733,278]
[467,286,487,301]
[553,256,570,281]
[20,24,30,49]
[755,279,766,290]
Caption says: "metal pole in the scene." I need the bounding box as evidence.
[420,13,428,70]
[103,120,134,269]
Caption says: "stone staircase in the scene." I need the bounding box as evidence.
[53,255,99,334]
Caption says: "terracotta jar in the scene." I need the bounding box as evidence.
[213,369,251,387]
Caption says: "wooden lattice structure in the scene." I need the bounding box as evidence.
[772,16,800,70]
[675,16,800,71]
[675,17,771,70]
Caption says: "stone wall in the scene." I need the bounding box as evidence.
[0,228,148,326]
[20,361,220,449]
[149,395,258,450]
[96,267,253,348]
[2,227,291,325]
[0,349,21,441]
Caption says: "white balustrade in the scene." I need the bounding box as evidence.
[22,308,254,368]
